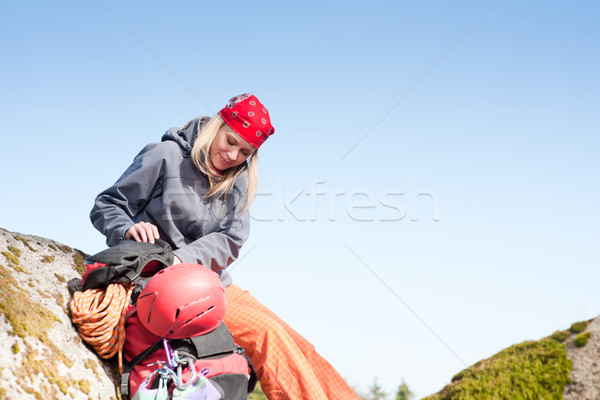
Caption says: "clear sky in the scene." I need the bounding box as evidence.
[1,1,599,398]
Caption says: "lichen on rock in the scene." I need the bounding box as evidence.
[0,228,118,399]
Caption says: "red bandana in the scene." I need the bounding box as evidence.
[218,93,275,148]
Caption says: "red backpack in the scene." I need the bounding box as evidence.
[75,240,257,399]
[121,312,256,399]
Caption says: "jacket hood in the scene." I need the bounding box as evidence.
[161,117,210,155]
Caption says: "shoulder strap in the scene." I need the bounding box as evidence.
[240,348,258,394]
[120,337,164,400]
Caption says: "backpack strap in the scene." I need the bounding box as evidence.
[240,347,258,394]
[187,323,258,394]
[120,337,164,400]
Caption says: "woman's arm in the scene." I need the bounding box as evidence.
[90,142,166,246]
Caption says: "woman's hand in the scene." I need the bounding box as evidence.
[125,222,160,243]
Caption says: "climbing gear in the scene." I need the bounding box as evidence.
[70,239,174,372]
[218,93,275,148]
[132,363,175,400]
[131,352,222,400]
[136,264,226,339]
[70,282,134,371]
[121,315,256,400]
[82,239,174,301]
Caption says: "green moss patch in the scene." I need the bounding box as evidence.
[7,245,21,257]
[569,321,589,334]
[54,293,69,315]
[41,255,55,263]
[54,273,66,283]
[14,235,36,252]
[12,342,20,354]
[16,348,73,395]
[551,330,571,343]
[84,358,101,379]
[574,332,591,348]
[2,250,20,265]
[423,338,571,400]
[0,264,61,344]
[78,379,91,394]
[56,243,72,254]
[1,261,77,395]
[2,247,28,273]
[73,252,87,275]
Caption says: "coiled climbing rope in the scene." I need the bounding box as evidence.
[70,283,134,372]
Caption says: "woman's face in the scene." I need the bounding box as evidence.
[209,124,257,171]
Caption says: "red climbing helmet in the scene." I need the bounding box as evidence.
[136,263,226,339]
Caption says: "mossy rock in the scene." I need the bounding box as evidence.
[423,338,571,400]
[551,330,571,343]
[569,321,589,334]
[574,332,591,348]
[0,228,118,399]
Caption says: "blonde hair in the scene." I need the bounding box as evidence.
[190,115,259,213]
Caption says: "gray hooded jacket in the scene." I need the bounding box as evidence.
[90,118,250,286]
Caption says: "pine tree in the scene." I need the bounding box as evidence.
[368,378,388,400]
[395,380,413,400]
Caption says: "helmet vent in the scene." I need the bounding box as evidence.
[182,305,215,326]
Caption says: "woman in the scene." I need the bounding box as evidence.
[90,93,360,400]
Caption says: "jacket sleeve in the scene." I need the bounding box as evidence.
[90,143,166,246]
[173,177,250,271]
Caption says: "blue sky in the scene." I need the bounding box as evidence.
[1,1,599,397]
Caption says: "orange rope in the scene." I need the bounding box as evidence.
[70,283,134,372]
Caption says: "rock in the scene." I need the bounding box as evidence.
[564,317,600,400]
[0,228,118,400]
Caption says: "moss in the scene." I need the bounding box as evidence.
[2,250,19,265]
[56,243,72,254]
[15,235,36,252]
[37,289,51,299]
[77,379,91,394]
[574,332,591,348]
[11,264,29,274]
[73,252,87,275]
[7,245,21,257]
[423,337,571,400]
[569,321,589,334]
[42,255,55,263]
[0,264,59,343]
[0,263,22,289]
[0,388,6,398]
[29,281,35,287]
[16,348,74,395]
[551,330,571,343]
[54,293,69,315]
[48,244,57,251]
[54,273,66,283]
[84,358,101,379]
[34,391,43,400]
[11,342,20,354]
